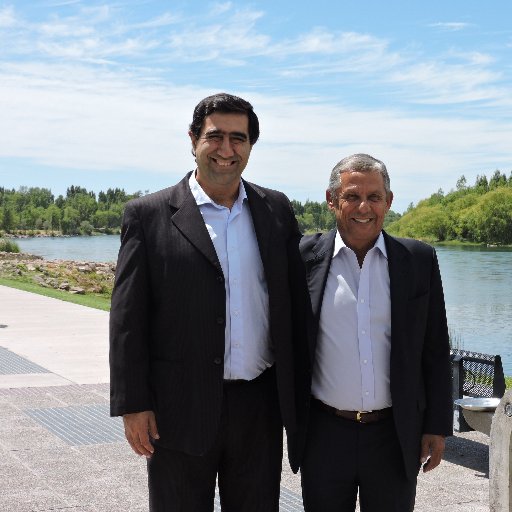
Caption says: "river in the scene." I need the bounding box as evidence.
[13,235,512,374]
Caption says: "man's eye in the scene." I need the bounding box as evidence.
[369,195,381,202]
[205,134,223,143]
[230,136,247,145]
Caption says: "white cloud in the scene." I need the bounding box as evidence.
[429,22,472,32]
[0,5,17,27]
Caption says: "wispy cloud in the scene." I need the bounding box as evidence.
[429,22,472,31]
[0,5,16,27]
[1,3,507,111]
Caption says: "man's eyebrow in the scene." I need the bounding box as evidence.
[203,128,248,138]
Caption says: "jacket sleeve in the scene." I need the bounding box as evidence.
[109,201,153,417]
[421,248,453,436]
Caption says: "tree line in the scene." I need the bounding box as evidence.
[0,186,143,235]
[1,169,511,244]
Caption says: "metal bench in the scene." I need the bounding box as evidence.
[451,349,506,432]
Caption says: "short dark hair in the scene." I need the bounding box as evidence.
[189,93,260,145]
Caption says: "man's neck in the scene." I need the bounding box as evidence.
[196,175,240,210]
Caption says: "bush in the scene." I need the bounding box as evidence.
[0,238,20,253]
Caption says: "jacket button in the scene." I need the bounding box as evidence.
[217,275,224,283]
[213,357,222,365]
[216,317,224,325]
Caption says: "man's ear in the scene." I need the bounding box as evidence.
[188,130,197,157]
[326,189,335,211]
[386,191,394,212]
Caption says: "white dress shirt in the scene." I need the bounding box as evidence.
[311,231,392,411]
[189,173,273,380]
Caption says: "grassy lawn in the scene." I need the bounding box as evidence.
[0,277,111,311]
[506,376,512,389]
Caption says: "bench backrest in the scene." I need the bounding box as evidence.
[450,348,506,399]
[450,348,506,433]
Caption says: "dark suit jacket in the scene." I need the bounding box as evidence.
[109,172,305,468]
[297,229,453,480]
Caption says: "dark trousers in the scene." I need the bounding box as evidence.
[301,404,417,512]
[147,367,283,512]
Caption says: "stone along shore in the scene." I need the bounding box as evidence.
[0,251,115,295]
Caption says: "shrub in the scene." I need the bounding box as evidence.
[0,238,20,253]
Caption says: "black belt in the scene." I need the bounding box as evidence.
[312,397,392,424]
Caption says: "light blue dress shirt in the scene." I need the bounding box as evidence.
[189,173,273,380]
[312,231,392,412]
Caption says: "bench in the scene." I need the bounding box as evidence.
[451,348,506,432]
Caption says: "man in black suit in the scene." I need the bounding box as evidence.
[109,93,304,511]
[298,154,452,511]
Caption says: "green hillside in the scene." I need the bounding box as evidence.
[386,171,512,245]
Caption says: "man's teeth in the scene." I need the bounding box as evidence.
[354,218,371,223]
[214,159,233,167]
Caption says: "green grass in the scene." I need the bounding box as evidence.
[506,376,512,389]
[0,238,20,252]
[0,277,111,311]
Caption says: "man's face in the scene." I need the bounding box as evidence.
[189,112,252,191]
[327,170,393,256]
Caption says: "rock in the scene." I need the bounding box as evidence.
[69,287,85,295]
[59,282,70,291]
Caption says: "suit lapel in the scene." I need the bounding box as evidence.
[244,181,272,269]
[384,232,411,358]
[168,174,222,273]
[304,230,336,322]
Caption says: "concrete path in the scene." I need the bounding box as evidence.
[0,284,491,511]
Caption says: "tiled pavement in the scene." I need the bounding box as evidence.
[0,284,491,511]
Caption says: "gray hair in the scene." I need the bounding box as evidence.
[328,153,391,197]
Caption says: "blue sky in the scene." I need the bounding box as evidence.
[1,1,511,213]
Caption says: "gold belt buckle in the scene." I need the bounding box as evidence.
[356,411,368,422]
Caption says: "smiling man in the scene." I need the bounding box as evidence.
[296,154,452,511]
[110,93,306,511]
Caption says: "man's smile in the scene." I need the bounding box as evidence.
[211,157,237,167]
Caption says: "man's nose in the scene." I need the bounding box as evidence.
[217,135,235,157]
[358,199,371,212]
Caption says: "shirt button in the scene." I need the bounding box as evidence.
[361,330,366,335]
[363,359,368,364]
[365,391,369,396]
[360,298,365,303]
[216,317,224,325]
[213,357,222,365]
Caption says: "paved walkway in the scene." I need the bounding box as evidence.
[0,284,491,511]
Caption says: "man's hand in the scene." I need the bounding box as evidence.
[123,410,160,458]
[420,434,445,472]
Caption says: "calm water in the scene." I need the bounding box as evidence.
[13,236,512,374]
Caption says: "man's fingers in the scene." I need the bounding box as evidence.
[123,411,158,458]
[148,413,160,440]
[420,434,445,473]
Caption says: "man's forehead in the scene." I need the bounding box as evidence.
[202,112,249,133]
[339,170,385,188]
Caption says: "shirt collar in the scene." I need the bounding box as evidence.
[189,171,247,209]
[333,230,388,260]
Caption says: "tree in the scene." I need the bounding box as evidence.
[1,206,15,232]
[489,170,507,190]
[456,175,467,191]
[61,207,81,235]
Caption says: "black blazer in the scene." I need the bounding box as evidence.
[109,172,304,462]
[297,229,453,480]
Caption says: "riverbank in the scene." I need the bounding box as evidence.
[0,251,114,308]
